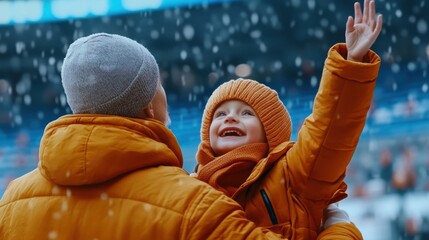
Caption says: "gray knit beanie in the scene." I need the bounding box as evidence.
[61,33,160,118]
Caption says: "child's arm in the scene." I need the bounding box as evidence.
[286,0,382,201]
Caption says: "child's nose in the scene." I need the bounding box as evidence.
[224,113,238,123]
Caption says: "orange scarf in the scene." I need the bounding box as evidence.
[197,143,268,197]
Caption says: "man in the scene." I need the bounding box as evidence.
[0,33,283,239]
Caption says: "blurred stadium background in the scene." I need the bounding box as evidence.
[0,0,428,239]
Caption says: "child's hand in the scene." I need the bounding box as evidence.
[346,0,383,62]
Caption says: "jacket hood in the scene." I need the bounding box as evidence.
[38,114,183,186]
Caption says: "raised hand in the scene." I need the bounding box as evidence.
[346,0,383,62]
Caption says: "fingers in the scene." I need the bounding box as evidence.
[346,16,355,33]
[369,0,376,22]
[354,2,362,23]
[362,0,370,23]
[368,14,383,44]
[369,1,382,33]
[374,14,383,37]
[356,0,381,32]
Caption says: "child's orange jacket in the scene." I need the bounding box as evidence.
[217,44,380,239]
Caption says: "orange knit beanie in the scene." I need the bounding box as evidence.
[199,78,292,155]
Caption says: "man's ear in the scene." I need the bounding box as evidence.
[143,102,155,118]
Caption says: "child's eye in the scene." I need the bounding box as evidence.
[243,110,254,116]
[215,111,227,118]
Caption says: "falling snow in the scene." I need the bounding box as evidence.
[0,2,428,239]
[100,193,108,200]
[48,231,58,240]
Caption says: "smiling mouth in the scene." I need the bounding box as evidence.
[220,129,244,137]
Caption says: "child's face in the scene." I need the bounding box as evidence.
[209,100,266,156]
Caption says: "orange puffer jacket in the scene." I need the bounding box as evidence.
[229,44,380,239]
[0,115,284,240]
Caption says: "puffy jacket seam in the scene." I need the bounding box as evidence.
[0,195,184,215]
[182,188,229,240]
[203,194,231,239]
[83,126,95,179]
[295,226,317,235]
[180,186,207,239]
[301,70,346,195]
[39,128,53,180]
[320,144,355,152]
[52,122,150,140]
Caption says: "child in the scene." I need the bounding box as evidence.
[194,0,382,239]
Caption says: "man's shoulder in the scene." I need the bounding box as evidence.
[119,166,226,208]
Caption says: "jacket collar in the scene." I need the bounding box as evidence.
[38,114,183,186]
[231,141,294,200]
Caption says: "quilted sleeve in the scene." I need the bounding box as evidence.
[286,43,381,200]
[318,222,363,240]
